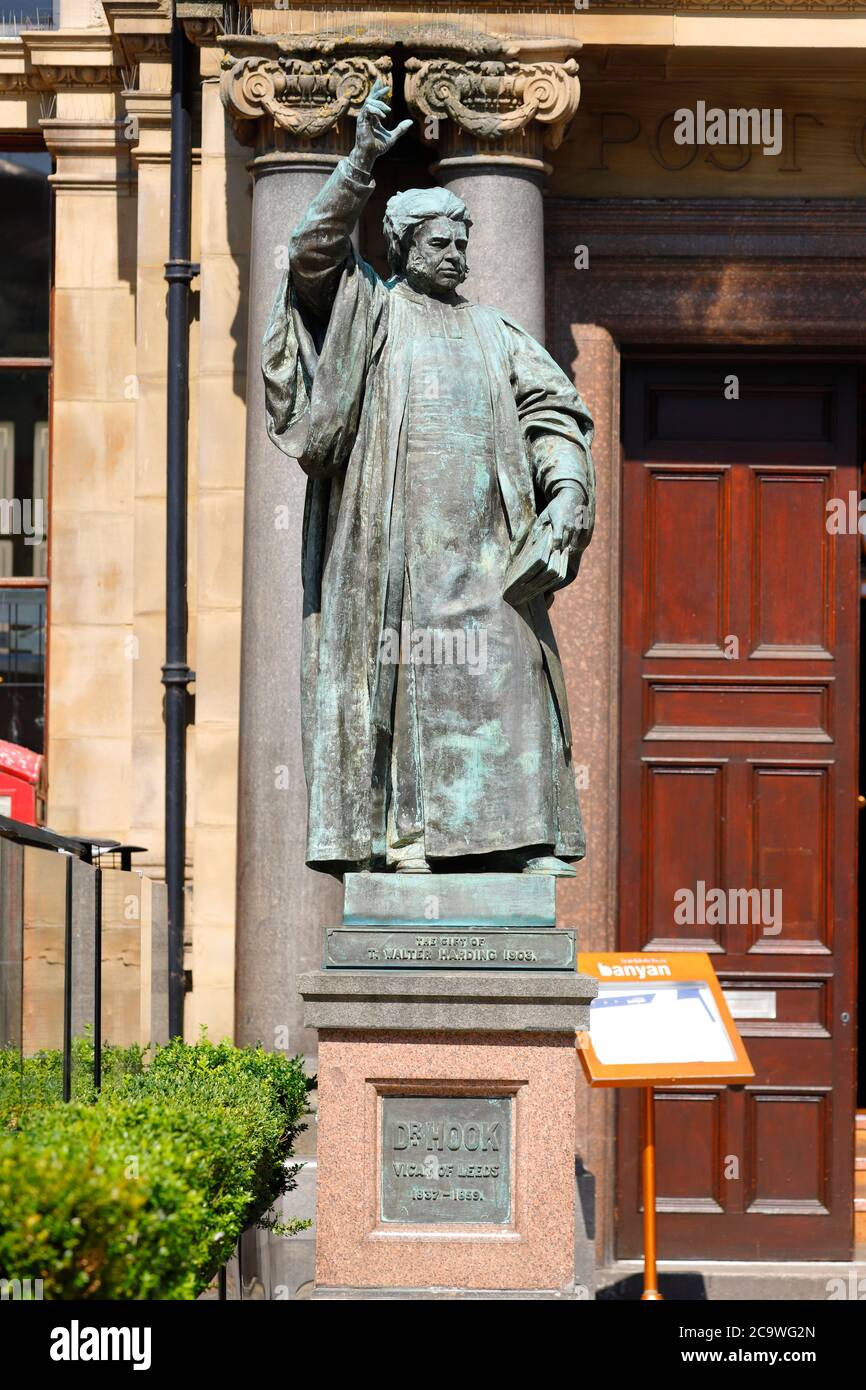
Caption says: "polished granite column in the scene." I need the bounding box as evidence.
[405,45,582,342]
[220,47,390,1059]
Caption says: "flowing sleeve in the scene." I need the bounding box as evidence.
[288,156,377,319]
[262,161,386,480]
[503,315,596,522]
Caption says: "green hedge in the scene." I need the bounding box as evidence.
[0,1038,313,1300]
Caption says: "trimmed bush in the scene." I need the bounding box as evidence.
[0,1036,149,1114]
[0,1038,313,1300]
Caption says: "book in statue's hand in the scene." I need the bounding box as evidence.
[503,517,569,607]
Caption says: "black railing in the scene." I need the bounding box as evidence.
[0,814,152,1096]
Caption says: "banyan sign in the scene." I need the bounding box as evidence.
[576,951,755,1087]
[380,1095,512,1224]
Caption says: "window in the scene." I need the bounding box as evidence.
[0,3,58,36]
[0,145,51,752]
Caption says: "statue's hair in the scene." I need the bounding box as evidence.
[383,186,472,275]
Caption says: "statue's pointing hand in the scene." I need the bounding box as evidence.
[353,78,413,174]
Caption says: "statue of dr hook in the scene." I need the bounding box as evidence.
[262,80,596,877]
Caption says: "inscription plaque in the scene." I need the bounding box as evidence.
[326,927,576,970]
[381,1095,512,1224]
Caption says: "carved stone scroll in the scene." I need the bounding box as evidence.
[220,52,391,153]
[404,55,581,162]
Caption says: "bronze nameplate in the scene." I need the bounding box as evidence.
[380,1095,512,1224]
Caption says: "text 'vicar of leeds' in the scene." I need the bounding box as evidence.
[262,80,596,878]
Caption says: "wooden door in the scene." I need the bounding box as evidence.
[617,360,859,1260]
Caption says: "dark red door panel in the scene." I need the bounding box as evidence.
[618,361,858,1260]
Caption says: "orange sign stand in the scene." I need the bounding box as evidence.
[577,952,755,1302]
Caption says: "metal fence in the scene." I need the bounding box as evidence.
[0,814,168,1096]
[0,6,57,35]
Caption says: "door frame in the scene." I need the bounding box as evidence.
[545,196,865,1271]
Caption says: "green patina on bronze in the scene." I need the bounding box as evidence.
[263,81,595,876]
[343,870,556,927]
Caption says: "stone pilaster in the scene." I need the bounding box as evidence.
[183,31,252,1043]
[405,46,581,341]
[219,44,389,1061]
[119,39,179,889]
[41,65,138,844]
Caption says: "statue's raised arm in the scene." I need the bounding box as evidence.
[288,80,412,320]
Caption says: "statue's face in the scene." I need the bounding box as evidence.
[404,215,468,295]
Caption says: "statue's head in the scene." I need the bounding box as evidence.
[383,187,472,295]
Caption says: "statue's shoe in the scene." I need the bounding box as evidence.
[521,854,576,878]
[390,842,432,873]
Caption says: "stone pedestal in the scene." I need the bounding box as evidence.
[299,962,597,1299]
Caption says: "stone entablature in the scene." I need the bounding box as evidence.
[0,31,120,98]
[578,0,865,8]
[3,0,866,136]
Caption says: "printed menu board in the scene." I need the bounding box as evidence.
[577,952,754,1087]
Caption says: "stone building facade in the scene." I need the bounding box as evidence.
[1,0,863,1287]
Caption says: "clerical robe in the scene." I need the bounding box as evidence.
[262,157,596,871]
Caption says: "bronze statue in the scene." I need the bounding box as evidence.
[263,81,595,877]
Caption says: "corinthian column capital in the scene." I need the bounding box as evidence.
[219,49,392,159]
[404,52,581,171]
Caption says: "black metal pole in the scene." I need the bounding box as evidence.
[62,853,72,1101]
[93,865,102,1091]
[163,12,198,1040]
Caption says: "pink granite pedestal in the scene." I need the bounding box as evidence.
[298,969,597,1299]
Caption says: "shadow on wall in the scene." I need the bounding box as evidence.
[222,146,251,397]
